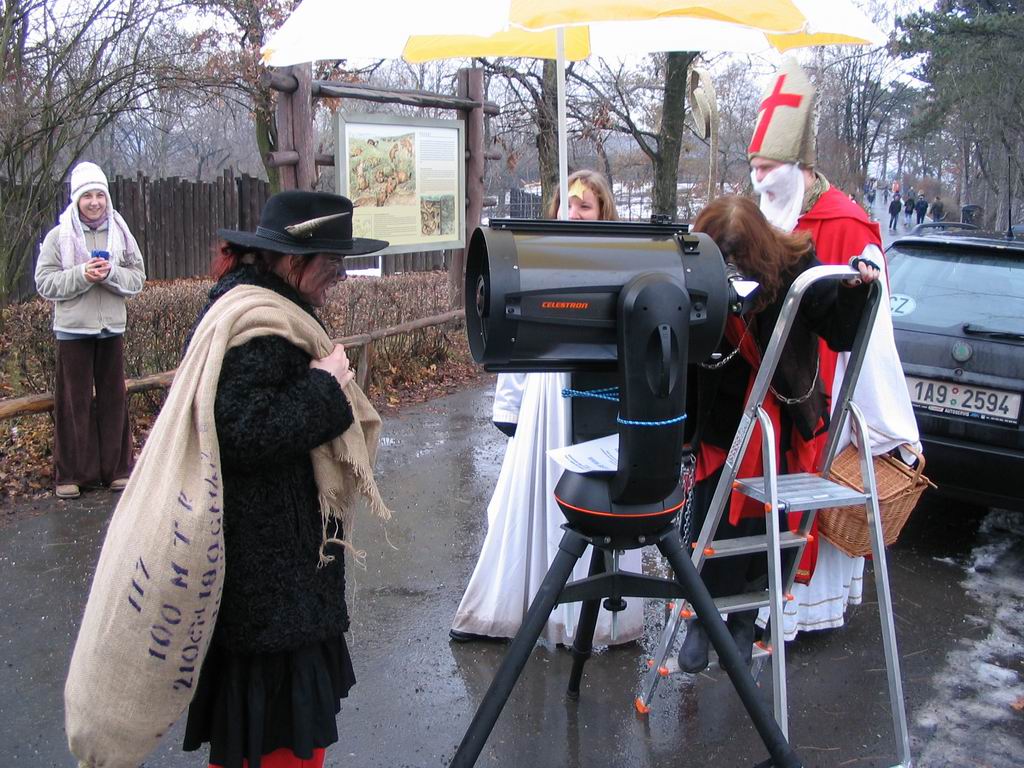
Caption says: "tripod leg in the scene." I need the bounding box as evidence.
[566,545,606,699]
[657,533,802,768]
[451,529,589,768]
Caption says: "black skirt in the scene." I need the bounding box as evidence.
[183,636,356,768]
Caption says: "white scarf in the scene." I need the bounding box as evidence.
[57,201,141,269]
[751,163,805,233]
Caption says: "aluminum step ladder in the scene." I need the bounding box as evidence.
[634,265,913,768]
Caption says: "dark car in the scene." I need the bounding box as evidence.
[887,231,1024,510]
[908,221,979,236]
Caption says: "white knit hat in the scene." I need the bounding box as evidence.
[69,161,109,207]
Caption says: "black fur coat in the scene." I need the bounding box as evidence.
[191,265,355,653]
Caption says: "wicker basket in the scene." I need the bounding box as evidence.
[817,443,935,558]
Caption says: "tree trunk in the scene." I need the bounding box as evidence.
[537,60,559,216]
[880,127,889,186]
[652,52,695,219]
[596,138,612,191]
[254,91,281,193]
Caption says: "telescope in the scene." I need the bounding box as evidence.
[465,218,753,531]
[454,218,801,768]
[466,218,738,372]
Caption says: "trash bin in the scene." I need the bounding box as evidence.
[961,204,983,226]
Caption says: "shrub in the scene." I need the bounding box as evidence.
[0,270,477,499]
[2,271,465,399]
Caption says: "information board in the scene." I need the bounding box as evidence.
[335,113,465,255]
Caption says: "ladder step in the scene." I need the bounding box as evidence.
[659,641,771,676]
[701,531,806,558]
[713,591,769,614]
[733,472,868,511]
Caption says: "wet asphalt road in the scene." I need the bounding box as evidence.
[2,381,1022,767]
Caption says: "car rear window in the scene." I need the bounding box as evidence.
[887,244,1024,332]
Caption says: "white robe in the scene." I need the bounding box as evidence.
[759,244,921,640]
[452,372,644,645]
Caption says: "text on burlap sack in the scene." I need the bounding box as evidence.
[123,453,223,693]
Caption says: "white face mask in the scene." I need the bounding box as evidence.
[750,163,805,233]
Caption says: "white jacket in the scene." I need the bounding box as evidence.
[34,221,146,335]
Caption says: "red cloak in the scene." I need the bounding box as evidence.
[793,187,881,581]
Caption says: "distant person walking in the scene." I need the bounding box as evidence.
[903,194,914,227]
[914,194,928,225]
[888,193,902,231]
[929,196,945,222]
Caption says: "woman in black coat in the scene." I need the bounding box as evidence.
[182,192,387,768]
[678,196,880,673]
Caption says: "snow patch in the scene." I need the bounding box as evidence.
[913,508,1024,766]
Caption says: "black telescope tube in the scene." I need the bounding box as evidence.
[465,219,731,373]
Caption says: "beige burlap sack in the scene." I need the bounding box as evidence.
[65,285,388,768]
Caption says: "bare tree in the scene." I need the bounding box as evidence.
[572,52,698,218]
[183,0,301,191]
[473,58,565,213]
[0,0,208,301]
[811,43,911,195]
[895,0,1024,227]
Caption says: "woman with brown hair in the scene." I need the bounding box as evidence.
[678,195,880,673]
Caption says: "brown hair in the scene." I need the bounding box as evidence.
[210,243,318,285]
[692,196,812,309]
[545,169,620,220]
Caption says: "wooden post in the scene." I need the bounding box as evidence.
[132,173,146,268]
[175,179,187,279]
[275,66,299,191]
[149,178,160,280]
[226,168,237,230]
[356,341,373,391]
[454,67,486,310]
[293,64,315,190]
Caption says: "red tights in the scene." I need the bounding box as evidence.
[209,747,326,768]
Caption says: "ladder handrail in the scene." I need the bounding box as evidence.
[636,266,911,765]
[638,266,883,695]
[847,401,912,766]
[693,266,883,571]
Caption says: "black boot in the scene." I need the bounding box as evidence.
[677,619,709,673]
[726,611,757,669]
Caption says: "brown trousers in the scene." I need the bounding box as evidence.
[53,336,133,486]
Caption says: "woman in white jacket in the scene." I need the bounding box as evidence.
[450,170,644,646]
[34,162,146,499]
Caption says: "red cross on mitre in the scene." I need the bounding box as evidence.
[747,74,804,155]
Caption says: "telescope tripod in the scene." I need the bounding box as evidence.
[450,523,802,768]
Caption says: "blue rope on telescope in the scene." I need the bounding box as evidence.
[561,387,687,427]
[562,386,620,403]
[617,413,687,427]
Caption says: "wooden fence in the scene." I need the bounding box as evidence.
[0,309,466,421]
[8,170,269,301]
[8,170,450,303]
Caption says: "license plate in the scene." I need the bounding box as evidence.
[906,376,1021,424]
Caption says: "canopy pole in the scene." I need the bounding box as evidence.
[556,29,569,220]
